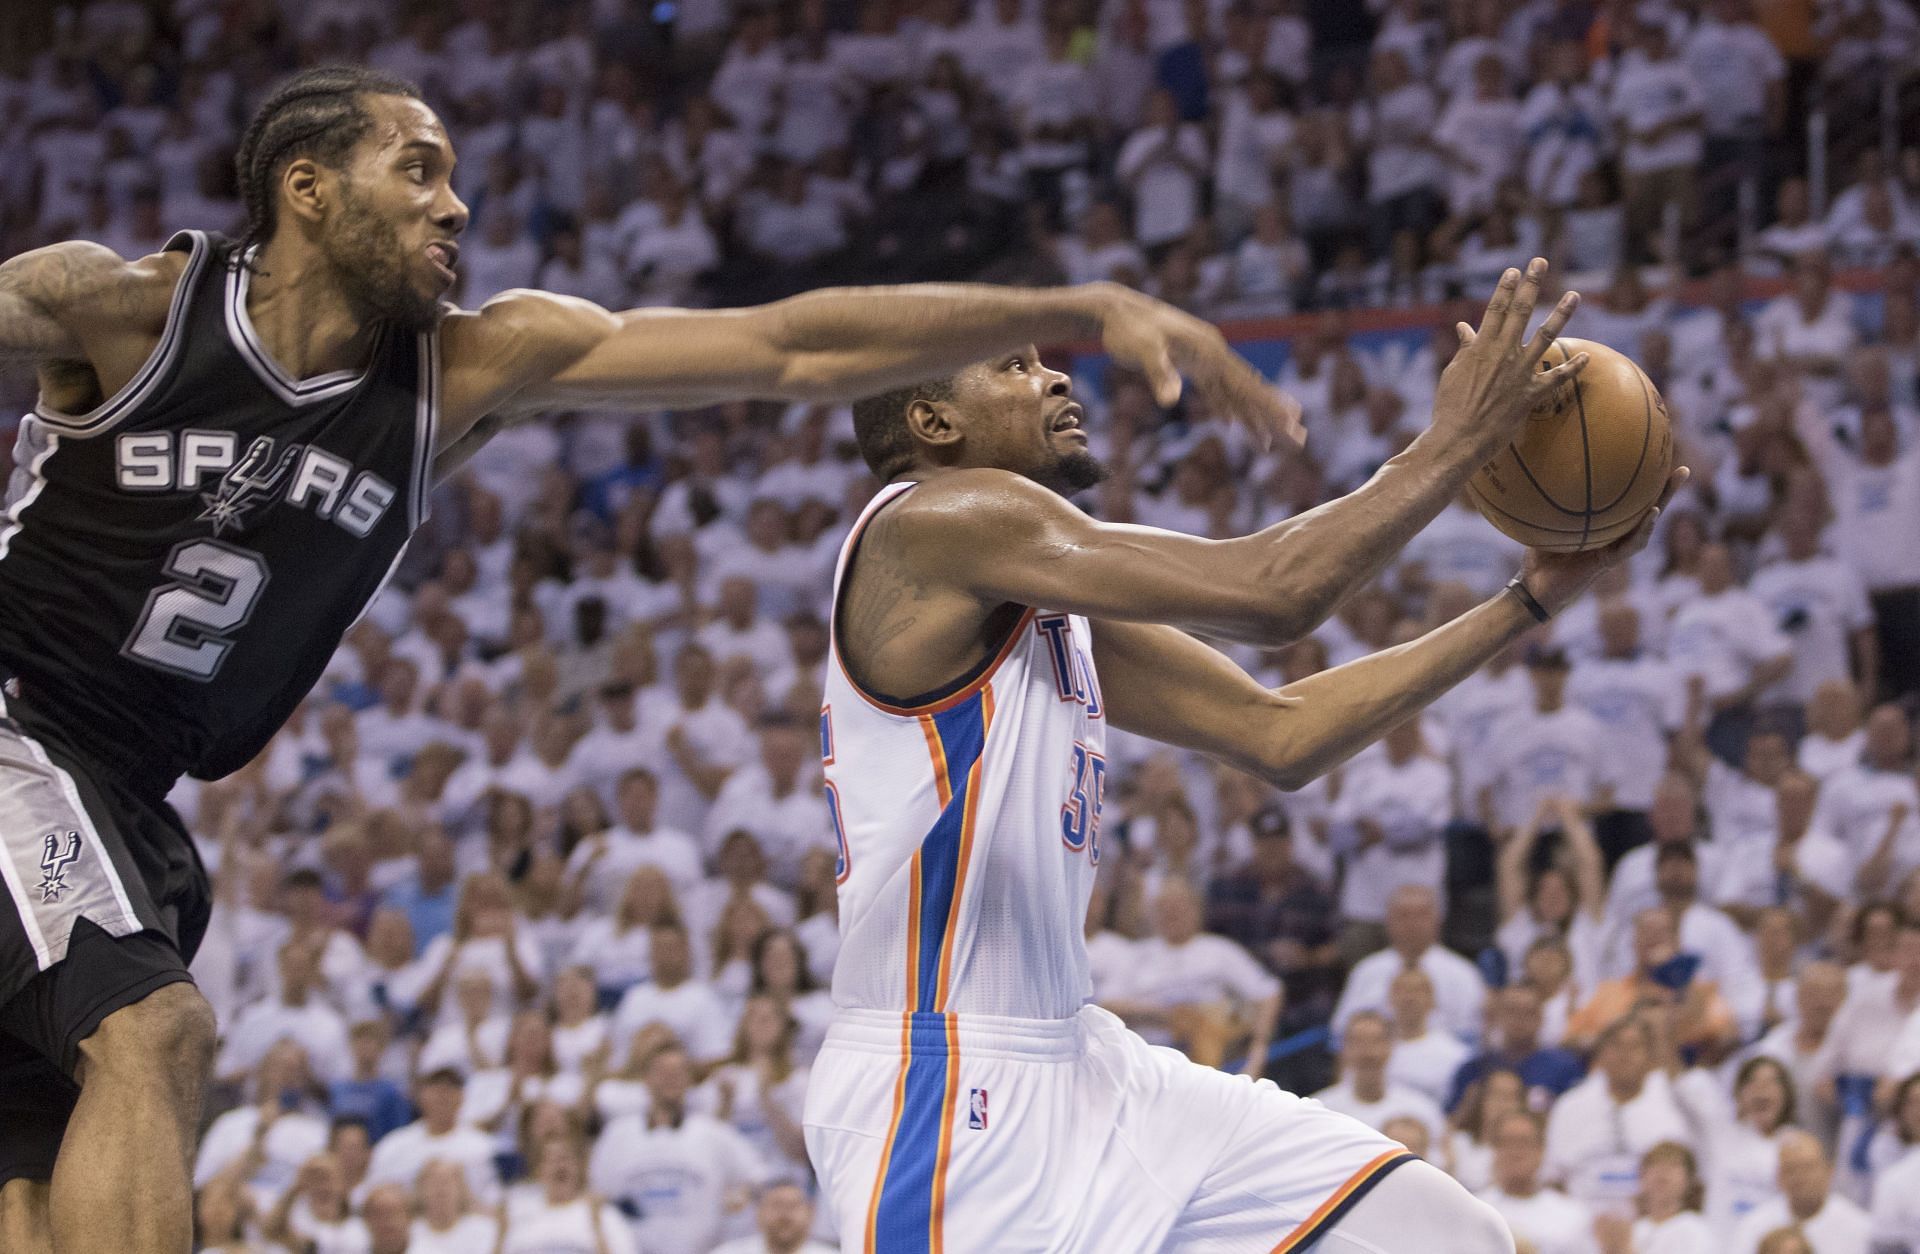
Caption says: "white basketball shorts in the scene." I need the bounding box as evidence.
[803,1005,1415,1253]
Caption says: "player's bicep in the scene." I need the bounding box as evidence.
[1089,618,1292,780]
[519,303,797,410]
[0,241,126,362]
[927,473,1294,641]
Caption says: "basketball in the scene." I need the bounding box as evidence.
[1467,337,1673,552]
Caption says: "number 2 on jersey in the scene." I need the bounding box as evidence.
[122,539,270,680]
[1060,740,1107,863]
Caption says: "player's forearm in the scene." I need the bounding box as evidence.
[1225,429,1495,642]
[762,282,1112,399]
[1260,590,1534,789]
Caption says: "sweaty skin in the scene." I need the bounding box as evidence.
[838,263,1688,793]
[0,96,1304,483]
[0,87,1314,1254]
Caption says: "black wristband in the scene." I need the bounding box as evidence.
[1506,576,1552,624]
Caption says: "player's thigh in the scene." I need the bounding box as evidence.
[0,729,199,1078]
[1155,1077,1418,1254]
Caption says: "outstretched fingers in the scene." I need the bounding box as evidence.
[1501,258,1547,349]
[1524,290,1581,365]
[1474,267,1522,345]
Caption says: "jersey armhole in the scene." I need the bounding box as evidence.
[830,487,1032,714]
[31,230,210,439]
[409,329,441,531]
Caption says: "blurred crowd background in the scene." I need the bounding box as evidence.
[3,1,1920,1253]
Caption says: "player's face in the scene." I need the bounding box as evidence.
[955,348,1106,496]
[326,95,468,331]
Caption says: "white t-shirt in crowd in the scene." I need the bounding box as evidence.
[1116,933,1281,1047]
[611,979,735,1064]
[1870,1145,1920,1254]
[1479,1186,1601,1254]
[1114,123,1210,247]
[1333,945,1488,1044]
[1481,703,1605,830]
[407,1215,502,1254]
[1748,554,1875,704]
[1330,752,1452,921]
[1544,1072,1694,1211]
[1311,1077,1447,1145]
[1567,654,1686,811]
[364,1121,502,1205]
[1607,55,1705,173]
[589,1112,771,1254]
[499,1194,641,1254]
[1665,588,1792,702]
[1387,1028,1473,1108]
[1729,1193,1870,1254]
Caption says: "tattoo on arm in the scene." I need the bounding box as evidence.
[0,243,137,364]
[840,512,928,656]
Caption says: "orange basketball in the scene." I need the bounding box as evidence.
[1467,337,1673,552]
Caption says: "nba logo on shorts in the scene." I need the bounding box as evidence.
[968,1088,989,1131]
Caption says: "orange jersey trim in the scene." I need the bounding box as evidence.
[1269,1151,1414,1254]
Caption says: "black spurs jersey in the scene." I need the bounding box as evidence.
[0,230,438,794]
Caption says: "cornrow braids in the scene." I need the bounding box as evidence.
[231,65,423,270]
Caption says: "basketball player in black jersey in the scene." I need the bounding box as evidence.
[0,66,1299,1252]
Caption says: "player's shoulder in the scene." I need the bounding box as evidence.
[2,238,185,327]
[441,289,618,366]
[891,468,1082,533]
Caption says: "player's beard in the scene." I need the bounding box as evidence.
[1037,449,1108,496]
[324,184,443,332]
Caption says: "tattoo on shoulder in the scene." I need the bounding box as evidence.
[842,510,934,654]
[0,243,154,361]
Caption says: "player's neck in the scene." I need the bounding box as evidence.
[247,239,383,379]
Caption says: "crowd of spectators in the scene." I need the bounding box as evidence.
[5,2,1920,1254]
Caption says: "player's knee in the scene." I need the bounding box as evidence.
[78,982,216,1086]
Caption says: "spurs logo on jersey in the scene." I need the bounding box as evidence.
[114,430,398,539]
[37,830,81,904]
[198,435,300,534]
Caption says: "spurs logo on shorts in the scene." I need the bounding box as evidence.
[37,830,81,904]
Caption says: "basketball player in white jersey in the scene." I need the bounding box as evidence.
[805,261,1688,1253]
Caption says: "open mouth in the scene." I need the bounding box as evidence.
[426,240,459,281]
[1050,403,1085,434]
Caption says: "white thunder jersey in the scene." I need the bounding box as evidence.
[807,481,1416,1253]
[822,481,1108,1021]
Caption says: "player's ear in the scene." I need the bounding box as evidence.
[905,398,963,451]
[281,158,330,225]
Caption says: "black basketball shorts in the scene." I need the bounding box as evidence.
[0,705,211,1185]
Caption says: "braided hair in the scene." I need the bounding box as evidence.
[231,66,423,268]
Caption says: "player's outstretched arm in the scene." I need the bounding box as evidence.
[917,262,1587,646]
[1091,468,1687,790]
[433,281,1299,471]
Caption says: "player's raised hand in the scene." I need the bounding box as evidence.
[1432,259,1587,457]
[1091,284,1306,450]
